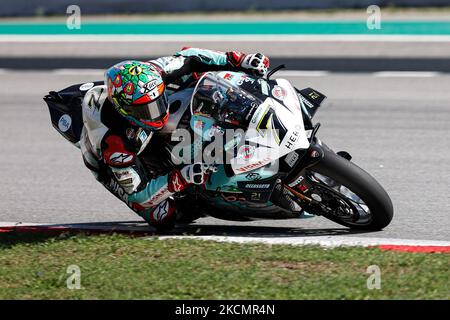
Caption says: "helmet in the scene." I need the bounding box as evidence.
[105,60,169,130]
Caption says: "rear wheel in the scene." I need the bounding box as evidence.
[301,150,393,230]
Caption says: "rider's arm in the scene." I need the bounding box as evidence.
[151,47,270,83]
[101,133,189,208]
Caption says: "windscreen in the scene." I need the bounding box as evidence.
[190,73,262,129]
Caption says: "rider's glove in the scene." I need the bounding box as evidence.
[168,163,216,193]
[241,53,270,76]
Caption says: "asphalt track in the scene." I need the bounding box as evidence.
[1,70,449,241]
[3,57,450,73]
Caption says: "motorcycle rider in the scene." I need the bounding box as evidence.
[80,48,270,229]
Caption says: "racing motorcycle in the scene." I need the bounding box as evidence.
[44,66,393,230]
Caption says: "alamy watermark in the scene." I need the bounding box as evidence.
[367,5,382,30]
[66,264,81,290]
[66,5,81,30]
[366,265,381,290]
[168,126,302,171]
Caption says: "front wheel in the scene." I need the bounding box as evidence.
[300,150,393,230]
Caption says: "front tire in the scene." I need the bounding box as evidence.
[307,150,393,230]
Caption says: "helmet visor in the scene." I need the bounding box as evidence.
[122,92,169,127]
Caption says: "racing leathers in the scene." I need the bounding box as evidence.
[79,48,270,227]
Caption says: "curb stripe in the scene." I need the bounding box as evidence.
[0,225,154,236]
[1,223,449,253]
[377,245,450,253]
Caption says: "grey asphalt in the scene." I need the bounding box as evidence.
[4,57,450,73]
[4,40,450,58]
[1,71,449,241]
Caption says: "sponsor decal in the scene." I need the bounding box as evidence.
[258,79,270,96]
[113,169,130,180]
[107,178,130,205]
[138,129,148,143]
[151,201,169,221]
[237,75,255,86]
[128,65,143,76]
[126,128,135,140]
[79,82,94,91]
[237,145,255,160]
[212,90,225,104]
[109,152,133,164]
[140,79,158,94]
[298,184,309,193]
[244,183,270,189]
[245,102,259,121]
[245,172,262,181]
[221,193,246,202]
[284,130,300,150]
[250,192,262,201]
[223,73,233,80]
[300,95,315,109]
[171,173,184,193]
[206,125,225,138]
[251,105,267,124]
[271,85,286,101]
[87,87,104,110]
[58,114,72,132]
[224,132,242,151]
[235,157,272,172]
[194,120,204,130]
[288,176,304,188]
[284,151,299,167]
[120,178,133,185]
[144,185,171,207]
[308,91,321,100]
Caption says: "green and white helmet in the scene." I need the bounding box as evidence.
[105,60,169,130]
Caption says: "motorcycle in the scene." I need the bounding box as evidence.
[44,66,393,230]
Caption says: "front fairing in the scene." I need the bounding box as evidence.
[190,72,310,174]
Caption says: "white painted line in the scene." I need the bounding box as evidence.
[277,70,329,77]
[1,221,449,248]
[3,34,450,43]
[51,68,104,75]
[157,235,450,248]
[373,71,440,77]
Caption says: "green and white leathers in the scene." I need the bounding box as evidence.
[80,48,270,227]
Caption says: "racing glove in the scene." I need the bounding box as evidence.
[168,163,216,193]
[241,53,270,76]
[227,52,270,76]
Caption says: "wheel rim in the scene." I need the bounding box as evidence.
[305,171,373,226]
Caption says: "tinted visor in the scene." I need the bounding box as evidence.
[123,93,169,125]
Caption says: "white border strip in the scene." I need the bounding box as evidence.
[2,34,450,42]
[157,235,450,248]
[51,68,105,75]
[373,71,440,77]
[1,222,448,248]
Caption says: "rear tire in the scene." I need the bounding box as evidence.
[308,150,393,230]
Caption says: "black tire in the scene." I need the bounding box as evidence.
[308,150,393,230]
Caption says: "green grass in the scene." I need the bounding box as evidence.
[0,232,448,299]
